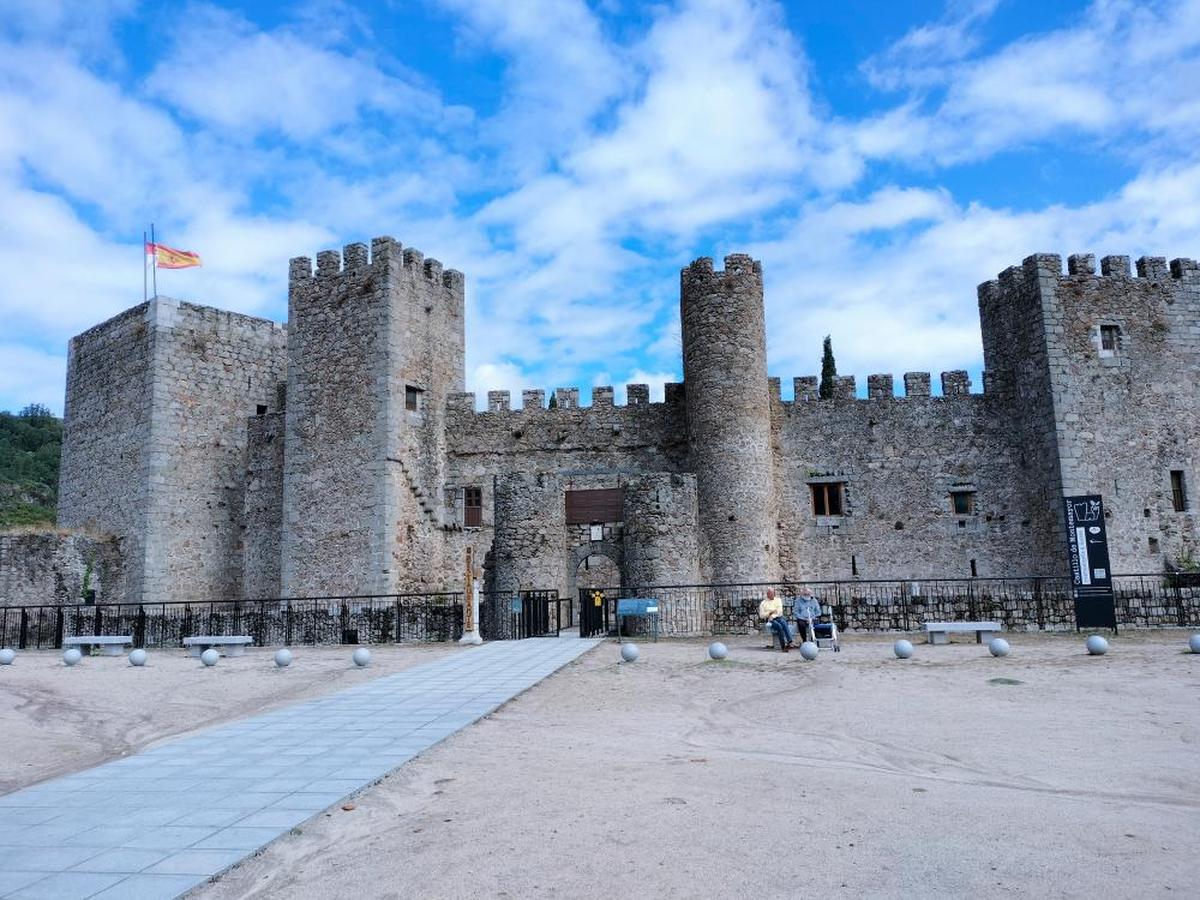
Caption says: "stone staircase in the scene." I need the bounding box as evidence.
[388,455,461,531]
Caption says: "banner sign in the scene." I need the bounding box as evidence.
[1063,494,1117,630]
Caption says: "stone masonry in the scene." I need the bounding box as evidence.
[54,239,1200,605]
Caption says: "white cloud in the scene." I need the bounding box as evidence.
[0,344,68,414]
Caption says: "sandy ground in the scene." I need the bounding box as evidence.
[0,643,459,793]
[192,630,1200,900]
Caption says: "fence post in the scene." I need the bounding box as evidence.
[135,606,147,648]
[54,608,64,649]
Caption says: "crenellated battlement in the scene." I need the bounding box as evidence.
[977,252,1200,296]
[288,236,465,294]
[779,370,984,403]
[448,383,684,416]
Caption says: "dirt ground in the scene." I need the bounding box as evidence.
[3,632,1198,899]
[190,630,1199,900]
[0,643,458,793]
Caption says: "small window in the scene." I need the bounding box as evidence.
[1170,470,1187,512]
[810,482,844,516]
[256,404,268,416]
[1099,324,1120,356]
[405,385,423,411]
[464,486,482,527]
[950,490,976,516]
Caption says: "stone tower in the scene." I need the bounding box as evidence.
[680,255,779,584]
[281,238,465,597]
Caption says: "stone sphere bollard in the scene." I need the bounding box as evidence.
[799,641,819,661]
[988,638,1010,658]
[620,643,639,663]
[707,642,727,660]
[893,639,914,660]
[1189,634,1200,654]
[128,648,148,667]
[0,648,14,665]
[200,648,220,667]
[352,647,371,667]
[63,648,82,667]
[1086,635,1109,656]
[275,648,293,668]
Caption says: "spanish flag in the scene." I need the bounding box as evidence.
[145,242,201,269]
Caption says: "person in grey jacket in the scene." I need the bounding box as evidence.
[793,587,828,641]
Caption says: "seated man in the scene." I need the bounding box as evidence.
[758,588,794,651]
[793,587,833,643]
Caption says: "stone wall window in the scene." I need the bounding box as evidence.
[1098,324,1121,357]
[810,482,844,516]
[463,486,482,527]
[1171,470,1188,512]
[405,385,423,411]
[950,490,976,516]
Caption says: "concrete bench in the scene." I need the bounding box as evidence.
[923,621,1002,645]
[63,635,133,657]
[183,635,254,658]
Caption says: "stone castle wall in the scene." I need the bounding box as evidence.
[243,410,285,599]
[0,531,124,607]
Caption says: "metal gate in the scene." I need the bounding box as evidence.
[480,590,564,640]
[579,588,613,638]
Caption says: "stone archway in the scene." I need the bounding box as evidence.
[566,540,623,622]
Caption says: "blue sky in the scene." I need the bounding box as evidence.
[2,0,1199,413]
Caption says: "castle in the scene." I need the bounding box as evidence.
[55,239,1200,606]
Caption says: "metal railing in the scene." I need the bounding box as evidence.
[0,593,465,651]
[580,573,1200,636]
[479,591,569,640]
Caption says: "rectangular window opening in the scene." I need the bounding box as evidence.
[1099,324,1120,354]
[1170,470,1187,512]
[810,482,845,517]
[950,490,976,516]
[405,385,423,412]
[464,486,482,527]
[256,404,268,416]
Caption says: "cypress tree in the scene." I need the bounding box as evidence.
[818,335,838,399]
[548,390,557,409]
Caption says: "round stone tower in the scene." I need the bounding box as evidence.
[680,254,779,585]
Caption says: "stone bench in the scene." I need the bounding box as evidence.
[63,635,133,657]
[923,621,1002,645]
[183,635,254,658]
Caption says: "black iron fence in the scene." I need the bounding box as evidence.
[479,590,570,640]
[0,589,580,651]
[0,593,465,651]
[580,573,1200,636]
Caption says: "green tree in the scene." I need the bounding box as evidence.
[818,335,838,399]
[548,390,557,409]
[0,405,63,527]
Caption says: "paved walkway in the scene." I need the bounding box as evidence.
[0,637,598,900]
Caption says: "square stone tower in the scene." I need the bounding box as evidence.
[281,238,465,596]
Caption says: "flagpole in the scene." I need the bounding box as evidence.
[150,222,158,298]
[143,229,148,303]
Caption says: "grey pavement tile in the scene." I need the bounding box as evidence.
[62,825,148,847]
[0,808,62,827]
[232,808,311,829]
[0,846,105,872]
[166,808,255,829]
[87,873,205,900]
[7,870,126,900]
[0,871,49,895]
[190,827,291,851]
[144,847,247,876]
[265,792,348,811]
[120,826,219,850]
[68,848,168,874]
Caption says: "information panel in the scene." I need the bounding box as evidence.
[1063,494,1117,630]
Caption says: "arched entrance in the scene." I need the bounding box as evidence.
[566,540,622,627]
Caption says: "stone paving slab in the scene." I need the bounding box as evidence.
[0,637,598,900]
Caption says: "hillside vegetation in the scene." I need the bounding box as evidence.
[0,405,62,527]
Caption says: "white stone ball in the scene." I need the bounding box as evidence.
[1086,635,1109,656]
[799,641,819,661]
[275,648,293,668]
[620,643,639,663]
[200,648,220,667]
[63,648,82,666]
[988,638,1010,658]
[352,647,371,667]
[0,648,14,665]
[128,648,148,667]
[894,639,914,660]
[1188,634,1200,654]
[707,642,727,660]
